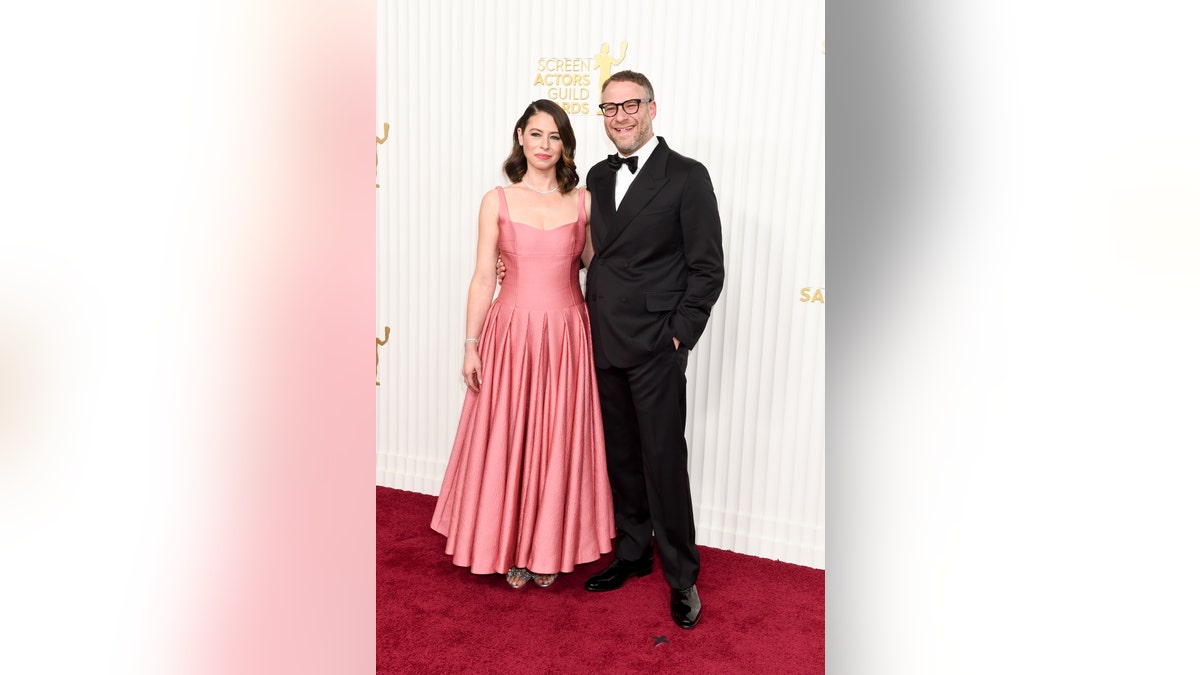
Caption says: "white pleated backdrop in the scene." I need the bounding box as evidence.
[376,0,825,569]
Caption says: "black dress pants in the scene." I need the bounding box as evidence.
[595,346,699,589]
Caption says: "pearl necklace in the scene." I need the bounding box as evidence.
[521,181,559,195]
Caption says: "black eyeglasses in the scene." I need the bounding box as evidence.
[598,98,652,117]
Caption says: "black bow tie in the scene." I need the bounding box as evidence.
[607,154,638,174]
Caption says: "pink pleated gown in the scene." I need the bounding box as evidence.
[431,186,615,576]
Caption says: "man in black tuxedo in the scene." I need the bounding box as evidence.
[582,71,724,630]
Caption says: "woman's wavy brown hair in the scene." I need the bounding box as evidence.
[502,99,579,192]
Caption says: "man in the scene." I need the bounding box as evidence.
[582,71,724,630]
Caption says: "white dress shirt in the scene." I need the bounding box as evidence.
[613,136,659,210]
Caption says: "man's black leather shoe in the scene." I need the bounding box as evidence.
[584,553,653,592]
[670,585,702,629]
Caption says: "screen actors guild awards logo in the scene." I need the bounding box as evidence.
[376,122,390,188]
[533,41,629,116]
[376,326,391,385]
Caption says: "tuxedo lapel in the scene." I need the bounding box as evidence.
[605,139,670,246]
[589,165,618,251]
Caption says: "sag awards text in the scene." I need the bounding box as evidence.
[800,287,825,304]
[534,58,594,115]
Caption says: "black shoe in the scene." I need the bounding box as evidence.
[584,553,653,592]
[670,585,702,629]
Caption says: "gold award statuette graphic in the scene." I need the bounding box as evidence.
[533,41,627,116]
[592,40,627,107]
[376,326,391,385]
[376,122,390,188]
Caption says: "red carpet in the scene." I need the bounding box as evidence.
[378,486,824,674]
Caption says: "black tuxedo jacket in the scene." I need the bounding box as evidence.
[585,137,725,369]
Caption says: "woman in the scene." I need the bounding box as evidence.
[431,100,614,589]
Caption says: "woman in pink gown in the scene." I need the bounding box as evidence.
[431,100,614,589]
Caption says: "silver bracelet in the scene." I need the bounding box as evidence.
[464,338,480,346]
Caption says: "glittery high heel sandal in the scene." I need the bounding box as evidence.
[506,567,533,589]
[532,572,558,588]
